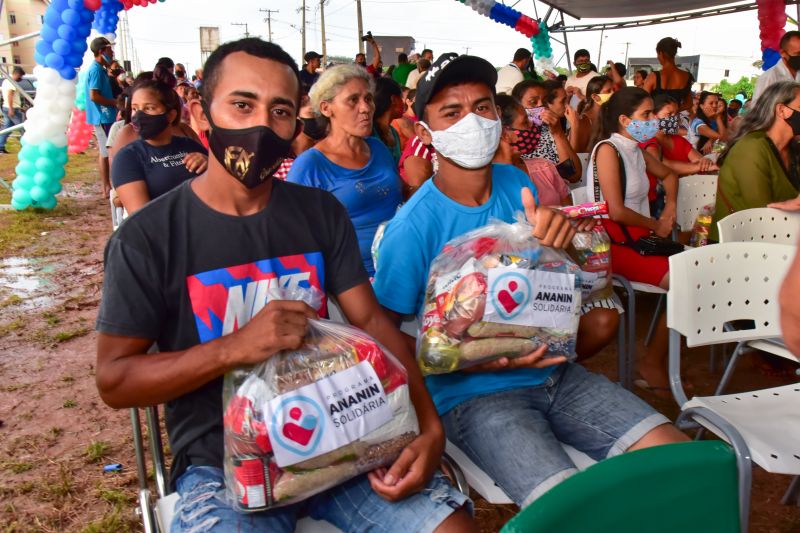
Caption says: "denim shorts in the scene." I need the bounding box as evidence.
[170,465,471,533]
[441,362,669,507]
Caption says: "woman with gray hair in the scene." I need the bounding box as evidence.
[709,81,800,240]
[287,64,402,277]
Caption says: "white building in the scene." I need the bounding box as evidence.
[628,54,760,91]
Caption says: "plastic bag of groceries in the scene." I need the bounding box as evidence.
[417,218,582,376]
[559,202,617,305]
[222,287,419,511]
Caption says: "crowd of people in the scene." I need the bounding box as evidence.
[89,31,799,532]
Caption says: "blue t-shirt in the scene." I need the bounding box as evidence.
[372,163,555,415]
[111,137,207,201]
[286,136,402,276]
[85,60,116,125]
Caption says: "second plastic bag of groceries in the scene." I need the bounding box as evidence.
[222,294,418,511]
[417,218,582,375]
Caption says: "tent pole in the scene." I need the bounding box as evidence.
[561,11,573,74]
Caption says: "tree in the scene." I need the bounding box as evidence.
[711,76,757,101]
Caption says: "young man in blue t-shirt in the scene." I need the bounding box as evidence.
[85,37,119,199]
[373,53,687,507]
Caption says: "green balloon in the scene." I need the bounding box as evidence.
[38,195,57,210]
[33,171,50,186]
[15,160,36,176]
[48,181,63,195]
[29,185,49,203]
[35,157,57,173]
[13,175,35,189]
[12,187,32,205]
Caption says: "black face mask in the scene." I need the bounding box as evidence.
[111,68,124,77]
[202,102,297,189]
[788,55,800,71]
[131,111,170,140]
[175,70,185,78]
[301,116,327,141]
[785,107,800,136]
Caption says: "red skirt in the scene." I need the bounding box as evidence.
[602,220,669,287]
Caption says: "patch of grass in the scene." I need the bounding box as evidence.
[0,294,23,308]
[85,440,110,463]
[45,426,63,445]
[0,461,34,474]
[0,319,23,337]
[41,463,74,502]
[62,399,76,408]
[2,382,29,392]
[52,327,89,344]
[17,481,35,494]
[0,211,56,256]
[42,311,62,326]
[97,487,133,505]
[80,504,135,533]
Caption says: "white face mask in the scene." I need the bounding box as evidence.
[420,112,501,169]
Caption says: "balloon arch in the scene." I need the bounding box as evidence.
[6,0,788,210]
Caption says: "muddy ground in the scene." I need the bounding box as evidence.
[0,142,798,532]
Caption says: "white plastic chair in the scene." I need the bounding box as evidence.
[717,207,800,245]
[676,174,718,232]
[667,242,800,524]
[570,185,588,205]
[570,154,590,191]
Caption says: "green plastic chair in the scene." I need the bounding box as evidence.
[501,441,741,533]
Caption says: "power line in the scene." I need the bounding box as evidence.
[231,22,250,38]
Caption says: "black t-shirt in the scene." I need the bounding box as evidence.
[111,137,207,200]
[299,68,319,92]
[96,179,368,487]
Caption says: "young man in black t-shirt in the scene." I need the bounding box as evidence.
[95,39,474,532]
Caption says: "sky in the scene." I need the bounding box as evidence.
[123,0,797,76]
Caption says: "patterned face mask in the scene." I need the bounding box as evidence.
[625,118,660,143]
[658,115,680,135]
[509,128,541,155]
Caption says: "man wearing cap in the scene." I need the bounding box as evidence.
[373,52,687,508]
[0,66,26,154]
[300,51,322,91]
[495,48,533,95]
[86,36,118,199]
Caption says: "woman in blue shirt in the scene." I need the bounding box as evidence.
[111,78,207,214]
[287,64,403,277]
[690,91,728,153]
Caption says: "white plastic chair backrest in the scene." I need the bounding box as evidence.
[717,207,800,244]
[571,186,589,206]
[667,242,794,347]
[569,155,589,191]
[676,174,718,231]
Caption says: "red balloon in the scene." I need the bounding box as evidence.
[84,0,102,10]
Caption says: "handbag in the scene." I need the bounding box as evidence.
[593,141,684,256]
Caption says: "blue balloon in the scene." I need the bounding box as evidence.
[71,39,86,55]
[763,48,781,71]
[59,66,77,80]
[61,8,81,27]
[34,51,46,66]
[52,38,71,56]
[66,52,82,67]
[41,23,59,42]
[45,52,65,70]
[45,9,63,27]
[67,0,84,9]
[53,0,71,10]
[35,39,53,56]
[57,23,76,40]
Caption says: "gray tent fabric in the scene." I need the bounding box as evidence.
[540,0,745,19]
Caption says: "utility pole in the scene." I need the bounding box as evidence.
[356,0,364,55]
[624,42,631,69]
[259,8,278,42]
[232,22,250,38]
[300,0,307,60]
[464,46,471,55]
[320,0,327,66]
[597,28,605,66]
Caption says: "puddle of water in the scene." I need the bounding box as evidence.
[0,257,55,309]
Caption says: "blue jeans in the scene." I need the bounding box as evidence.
[441,363,669,507]
[0,107,24,149]
[170,466,470,533]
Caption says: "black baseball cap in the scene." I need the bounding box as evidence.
[304,51,322,62]
[90,36,113,54]
[413,53,498,119]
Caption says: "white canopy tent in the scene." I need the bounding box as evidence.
[521,0,800,73]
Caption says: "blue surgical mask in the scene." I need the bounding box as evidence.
[626,118,660,143]
[102,53,112,64]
